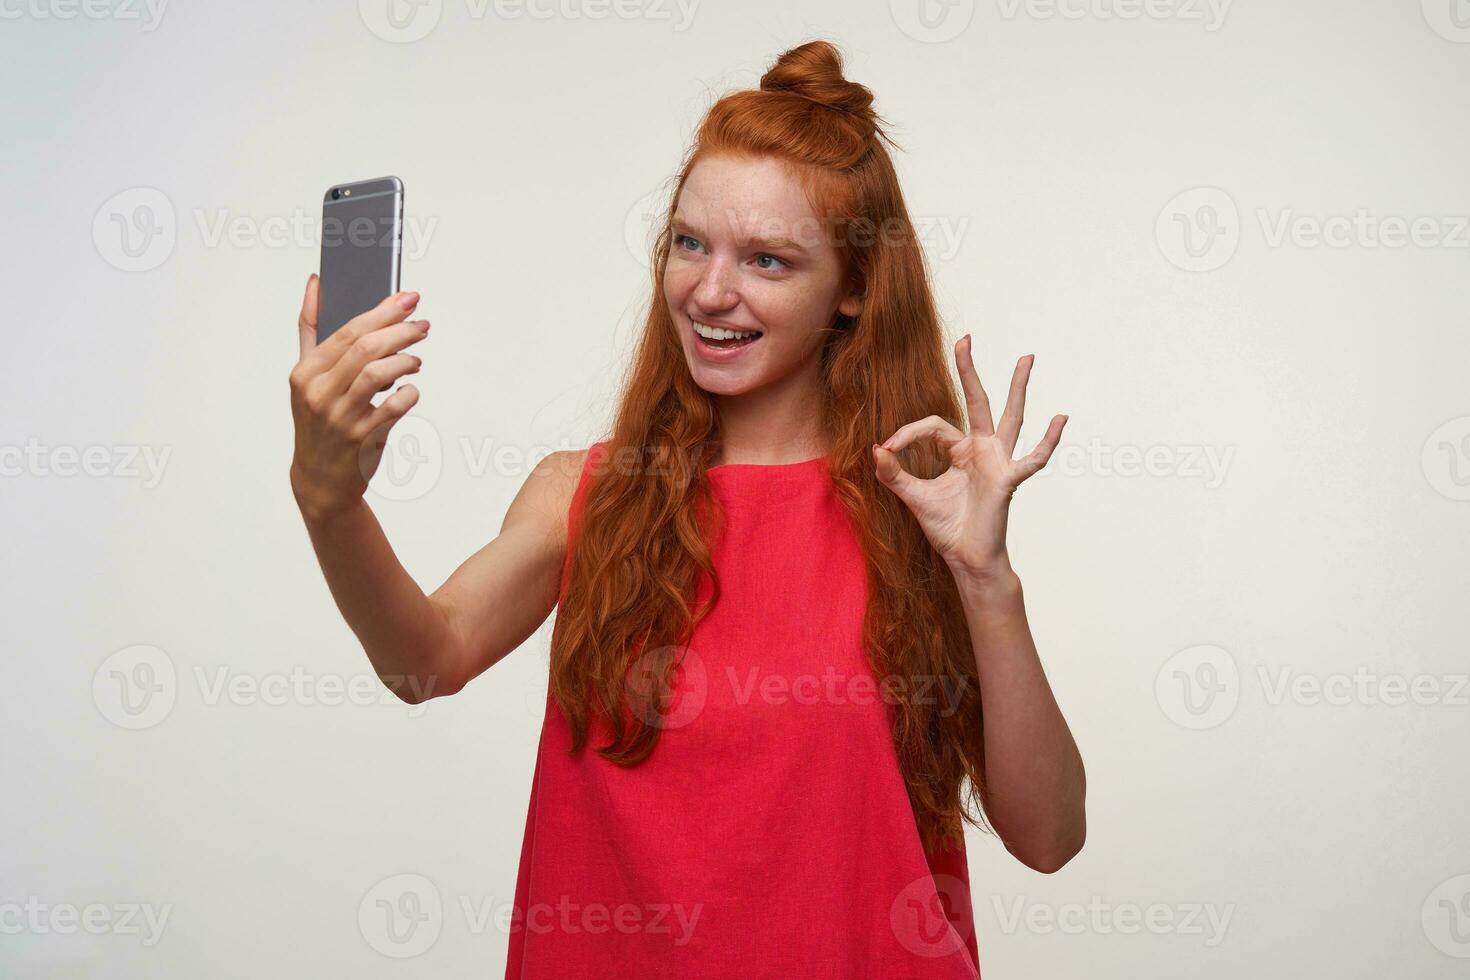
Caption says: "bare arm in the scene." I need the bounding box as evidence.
[296,449,585,703]
[422,448,587,696]
[875,337,1085,872]
[288,272,585,703]
[952,565,1086,874]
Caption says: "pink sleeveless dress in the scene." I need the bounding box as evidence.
[505,442,982,979]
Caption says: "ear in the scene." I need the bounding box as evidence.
[838,289,863,319]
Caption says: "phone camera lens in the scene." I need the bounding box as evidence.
[331,188,341,200]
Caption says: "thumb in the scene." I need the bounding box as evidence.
[297,273,319,361]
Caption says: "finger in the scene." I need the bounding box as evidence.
[995,354,1035,455]
[956,335,995,437]
[872,443,924,504]
[355,383,421,442]
[1015,413,1067,483]
[321,319,430,397]
[878,414,965,455]
[345,353,422,406]
[297,273,320,362]
[303,289,421,375]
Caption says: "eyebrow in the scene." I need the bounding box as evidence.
[671,214,809,253]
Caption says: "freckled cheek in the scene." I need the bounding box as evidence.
[747,287,818,337]
[661,268,688,311]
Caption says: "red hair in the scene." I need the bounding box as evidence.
[549,40,989,852]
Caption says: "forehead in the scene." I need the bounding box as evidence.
[674,153,821,239]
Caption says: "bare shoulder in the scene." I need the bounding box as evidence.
[501,448,592,545]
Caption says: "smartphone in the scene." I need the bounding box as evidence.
[317,176,404,343]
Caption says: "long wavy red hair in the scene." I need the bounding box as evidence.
[549,39,990,852]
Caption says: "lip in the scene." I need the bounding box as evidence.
[688,317,763,364]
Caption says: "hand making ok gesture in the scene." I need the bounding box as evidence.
[873,335,1067,581]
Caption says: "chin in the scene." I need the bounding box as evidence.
[685,361,760,397]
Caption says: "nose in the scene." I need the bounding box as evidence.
[691,255,738,314]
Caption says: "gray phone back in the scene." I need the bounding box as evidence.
[317,176,403,342]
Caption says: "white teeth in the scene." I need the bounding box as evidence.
[693,320,761,341]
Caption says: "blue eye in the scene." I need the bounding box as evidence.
[675,234,701,252]
[755,254,786,271]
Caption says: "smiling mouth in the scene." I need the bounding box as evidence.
[691,319,763,350]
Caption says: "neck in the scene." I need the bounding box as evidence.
[711,356,827,466]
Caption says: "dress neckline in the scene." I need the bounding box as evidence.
[706,455,830,473]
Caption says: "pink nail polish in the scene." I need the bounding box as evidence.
[398,292,420,310]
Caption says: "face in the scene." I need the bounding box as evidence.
[662,153,862,397]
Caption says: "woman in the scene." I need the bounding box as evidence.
[289,40,1085,979]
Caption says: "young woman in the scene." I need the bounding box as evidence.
[290,40,1085,979]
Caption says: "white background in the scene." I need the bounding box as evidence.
[3,0,1469,976]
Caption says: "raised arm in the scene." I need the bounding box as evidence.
[288,273,585,703]
[423,447,587,698]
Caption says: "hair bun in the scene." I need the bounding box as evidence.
[759,41,878,139]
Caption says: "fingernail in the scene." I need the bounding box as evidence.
[417,319,430,333]
[398,292,420,310]
[308,272,318,283]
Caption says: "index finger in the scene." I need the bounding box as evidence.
[303,288,420,372]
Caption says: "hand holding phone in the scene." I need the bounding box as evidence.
[289,277,428,526]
